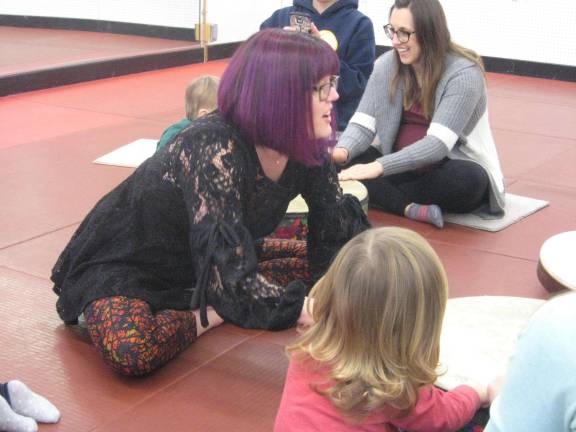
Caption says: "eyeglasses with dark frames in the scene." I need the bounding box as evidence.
[313,75,339,102]
[383,24,416,43]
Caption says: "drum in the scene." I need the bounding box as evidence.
[537,231,576,293]
[271,180,369,240]
[436,296,544,391]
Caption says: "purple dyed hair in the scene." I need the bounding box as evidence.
[218,28,339,166]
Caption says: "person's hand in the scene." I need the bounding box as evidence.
[297,297,314,328]
[338,161,383,181]
[487,374,505,404]
[309,22,321,38]
[332,148,349,165]
[282,23,319,37]
[466,380,490,407]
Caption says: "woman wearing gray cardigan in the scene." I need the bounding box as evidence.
[334,0,505,228]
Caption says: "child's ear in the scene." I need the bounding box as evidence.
[197,108,210,118]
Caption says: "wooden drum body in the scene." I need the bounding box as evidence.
[271,180,369,240]
[537,231,576,293]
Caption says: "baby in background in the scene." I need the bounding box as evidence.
[275,227,494,432]
[156,75,219,151]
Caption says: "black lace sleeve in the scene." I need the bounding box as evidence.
[301,161,371,280]
[165,119,306,330]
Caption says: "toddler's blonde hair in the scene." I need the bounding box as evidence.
[288,227,448,420]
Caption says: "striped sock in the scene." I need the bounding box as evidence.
[405,203,444,228]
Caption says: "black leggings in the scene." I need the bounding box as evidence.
[353,147,489,215]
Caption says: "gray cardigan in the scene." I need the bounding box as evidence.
[338,51,505,216]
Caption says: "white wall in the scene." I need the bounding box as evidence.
[1,0,575,66]
[205,0,285,44]
[359,0,576,67]
[0,0,199,28]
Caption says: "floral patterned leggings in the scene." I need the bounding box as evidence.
[84,238,310,376]
[257,238,311,286]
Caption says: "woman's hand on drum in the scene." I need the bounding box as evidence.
[331,147,349,165]
[338,161,383,181]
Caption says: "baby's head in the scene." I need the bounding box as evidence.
[185,75,220,121]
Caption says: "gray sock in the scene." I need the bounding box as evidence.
[405,203,444,228]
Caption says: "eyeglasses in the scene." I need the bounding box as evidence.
[383,24,415,43]
[313,75,339,102]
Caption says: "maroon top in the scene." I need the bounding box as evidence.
[394,103,429,152]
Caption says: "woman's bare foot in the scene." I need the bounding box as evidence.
[193,306,224,337]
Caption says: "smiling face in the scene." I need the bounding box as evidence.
[311,75,339,139]
[389,7,422,70]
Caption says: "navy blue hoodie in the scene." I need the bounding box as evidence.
[261,0,375,131]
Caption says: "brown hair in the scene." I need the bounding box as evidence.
[389,0,484,119]
[185,75,219,121]
[288,227,448,421]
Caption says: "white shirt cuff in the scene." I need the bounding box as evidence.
[349,112,376,133]
[428,122,458,150]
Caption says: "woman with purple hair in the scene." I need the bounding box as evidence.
[51,29,369,376]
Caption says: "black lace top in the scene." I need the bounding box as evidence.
[52,113,369,330]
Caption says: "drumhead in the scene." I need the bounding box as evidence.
[436,296,544,391]
[286,180,368,215]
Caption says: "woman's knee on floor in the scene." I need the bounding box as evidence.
[93,326,162,376]
[84,296,166,376]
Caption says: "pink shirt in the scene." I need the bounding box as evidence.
[274,360,480,432]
